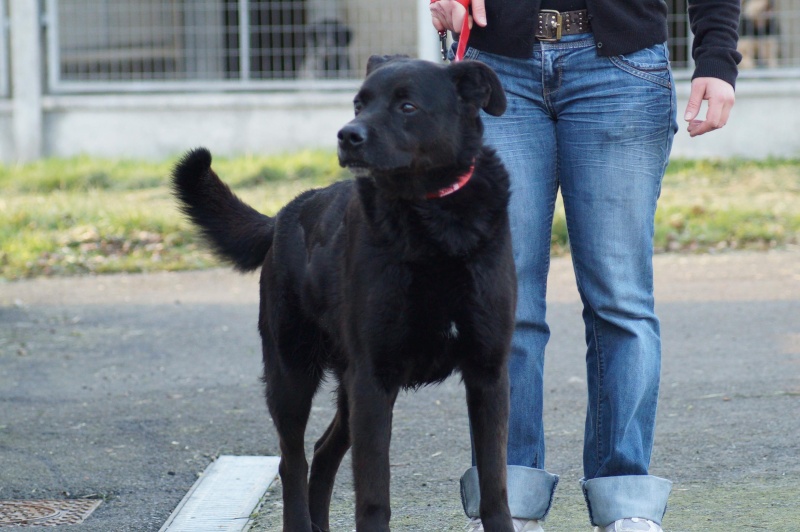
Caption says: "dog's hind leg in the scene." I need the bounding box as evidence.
[265,361,322,532]
[463,365,514,532]
[308,385,351,531]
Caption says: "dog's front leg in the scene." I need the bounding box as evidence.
[347,367,399,532]
[463,364,514,532]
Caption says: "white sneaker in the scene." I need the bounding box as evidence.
[596,518,663,532]
[466,517,544,532]
[513,519,544,532]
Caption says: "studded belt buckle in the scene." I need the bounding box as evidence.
[537,9,563,42]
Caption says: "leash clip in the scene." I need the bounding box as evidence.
[431,0,470,62]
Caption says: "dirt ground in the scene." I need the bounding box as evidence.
[1,251,798,531]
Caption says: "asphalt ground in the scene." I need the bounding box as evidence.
[1,251,798,531]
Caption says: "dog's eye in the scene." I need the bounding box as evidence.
[353,101,363,115]
[400,102,418,114]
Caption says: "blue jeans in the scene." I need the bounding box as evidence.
[459,35,677,527]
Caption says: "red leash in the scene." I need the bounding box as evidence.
[426,0,474,201]
[453,0,471,61]
[433,0,471,62]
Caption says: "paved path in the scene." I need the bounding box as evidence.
[1,252,798,531]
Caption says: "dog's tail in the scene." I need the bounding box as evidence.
[172,148,274,272]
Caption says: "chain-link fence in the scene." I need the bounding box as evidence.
[668,0,800,75]
[45,0,418,91]
[736,0,800,71]
[36,0,800,93]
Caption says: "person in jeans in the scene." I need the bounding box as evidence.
[429,1,740,531]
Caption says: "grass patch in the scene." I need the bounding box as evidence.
[0,151,347,279]
[654,157,800,252]
[1,155,798,280]
[0,151,345,193]
[548,158,800,254]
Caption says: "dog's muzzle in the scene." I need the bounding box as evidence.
[337,122,370,170]
[338,123,368,150]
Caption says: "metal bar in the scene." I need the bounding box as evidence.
[45,0,61,93]
[686,8,695,71]
[238,0,250,81]
[10,0,44,160]
[417,0,440,62]
[45,78,362,94]
[0,0,9,96]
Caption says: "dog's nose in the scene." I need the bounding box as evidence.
[337,124,368,148]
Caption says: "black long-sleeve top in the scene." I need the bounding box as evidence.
[466,0,741,87]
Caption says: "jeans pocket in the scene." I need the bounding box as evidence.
[608,43,672,89]
[463,46,480,60]
[450,43,481,61]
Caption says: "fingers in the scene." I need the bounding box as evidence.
[683,80,704,123]
[429,0,467,33]
[471,0,487,27]
[684,77,736,138]
[431,13,446,33]
[686,119,716,137]
[430,0,486,33]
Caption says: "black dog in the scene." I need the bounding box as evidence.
[172,56,515,532]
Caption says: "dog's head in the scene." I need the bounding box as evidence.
[337,56,506,198]
[307,19,352,49]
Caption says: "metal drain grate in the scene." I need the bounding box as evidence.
[0,500,101,528]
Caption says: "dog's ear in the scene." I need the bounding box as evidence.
[366,55,390,75]
[448,60,507,117]
[366,54,410,76]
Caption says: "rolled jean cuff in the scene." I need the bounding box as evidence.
[460,465,559,520]
[581,475,672,527]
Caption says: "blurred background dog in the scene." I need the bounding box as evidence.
[298,18,353,79]
[739,0,780,68]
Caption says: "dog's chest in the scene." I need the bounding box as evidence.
[383,262,477,385]
[407,264,470,333]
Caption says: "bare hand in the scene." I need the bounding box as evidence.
[429,0,487,34]
[684,77,735,137]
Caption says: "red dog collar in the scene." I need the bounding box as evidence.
[425,164,475,199]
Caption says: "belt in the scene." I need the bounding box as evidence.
[535,9,591,42]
